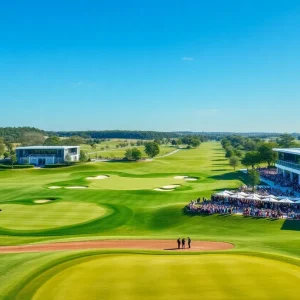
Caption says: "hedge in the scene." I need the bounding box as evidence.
[0,164,34,169]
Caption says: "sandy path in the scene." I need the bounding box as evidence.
[0,240,234,254]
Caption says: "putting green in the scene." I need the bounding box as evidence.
[0,202,107,231]
[29,254,300,300]
[88,175,186,190]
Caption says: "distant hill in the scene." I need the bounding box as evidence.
[0,127,45,142]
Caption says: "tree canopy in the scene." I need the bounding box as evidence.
[144,142,160,158]
[124,148,142,161]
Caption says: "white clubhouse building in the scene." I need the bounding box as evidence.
[274,148,300,184]
[16,146,80,166]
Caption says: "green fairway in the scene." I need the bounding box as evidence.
[0,202,107,231]
[19,254,300,300]
[1,142,300,299]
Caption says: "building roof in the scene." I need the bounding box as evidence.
[273,148,300,156]
[16,146,80,150]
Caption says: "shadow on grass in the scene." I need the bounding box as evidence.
[209,171,248,184]
[211,159,228,162]
[212,169,229,172]
[281,220,300,231]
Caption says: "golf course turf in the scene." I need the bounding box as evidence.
[1,142,300,299]
[17,254,300,300]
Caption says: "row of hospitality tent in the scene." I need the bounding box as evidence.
[213,191,300,204]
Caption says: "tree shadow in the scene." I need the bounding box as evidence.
[209,172,248,184]
[212,159,228,162]
[281,220,300,231]
[212,169,229,172]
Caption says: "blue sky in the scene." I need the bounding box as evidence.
[1,0,300,132]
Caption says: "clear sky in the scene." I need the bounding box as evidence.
[1,0,300,132]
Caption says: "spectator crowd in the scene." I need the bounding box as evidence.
[258,168,300,194]
[186,197,300,220]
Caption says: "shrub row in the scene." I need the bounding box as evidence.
[0,164,34,169]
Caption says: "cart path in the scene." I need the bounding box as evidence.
[0,240,234,254]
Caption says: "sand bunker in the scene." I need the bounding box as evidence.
[86,175,109,180]
[162,185,181,189]
[185,178,197,181]
[154,188,175,192]
[174,176,188,179]
[0,240,235,254]
[65,186,88,189]
[48,186,62,189]
[34,200,51,204]
[173,176,197,181]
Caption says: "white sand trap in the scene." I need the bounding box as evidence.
[48,186,62,189]
[86,175,109,180]
[34,200,51,204]
[65,186,88,189]
[162,185,181,189]
[185,178,197,181]
[154,188,175,192]
[173,176,188,179]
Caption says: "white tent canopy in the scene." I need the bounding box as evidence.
[262,196,278,202]
[279,199,294,203]
[262,194,277,199]
[224,190,234,195]
[214,191,231,197]
[230,193,246,199]
[246,194,261,201]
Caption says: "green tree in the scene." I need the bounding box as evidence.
[191,138,201,148]
[5,142,13,153]
[125,148,142,161]
[0,141,5,157]
[225,146,234,158]
[258,143,278,168]
[3,151,10,159]
[10,154,17,169]
[247,169,260,191]
[64,136,85,146]
[21,132,45,146]
[79,150,89,162]
[171,139,177,146]
[241,151,261,169]
[43,136,61,146]
[65,154,72,164]
[229,156,240,170]
[144,142,160,158]
[125,149,133,160]
[277,133,296,148]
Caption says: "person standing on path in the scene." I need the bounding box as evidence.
[188,237,191,249]
[177,238,181,249]
[182,238,186,249]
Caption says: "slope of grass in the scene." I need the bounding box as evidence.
[15,254,300,300]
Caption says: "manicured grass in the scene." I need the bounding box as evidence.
[1,142,300,299]
[0,202,107,231]
[18,254,300,300]
[87,145,175,159]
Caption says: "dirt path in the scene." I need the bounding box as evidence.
[0,240,234,254]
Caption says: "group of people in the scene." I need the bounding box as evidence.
[177,237,191,249]
[259,168,300,194]
[186,196,300,220]
[243,207,283,218]
[188,203,236,215]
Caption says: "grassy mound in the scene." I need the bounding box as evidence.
[20,254,300,300]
